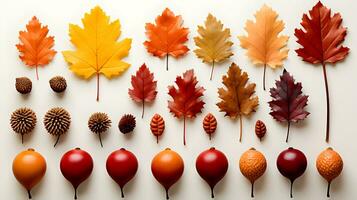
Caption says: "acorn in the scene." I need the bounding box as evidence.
[10,108,37,143]
[316,147,343,197]
[118,114,136,134]
[49,76,67,93]
[15,77,32,94]
[43,107,71,147]
[88,112,111,147]
[239,147,267,197]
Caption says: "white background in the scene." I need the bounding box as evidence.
[0,0,355,199]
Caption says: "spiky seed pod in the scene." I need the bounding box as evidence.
[43,107,71,147]
[255,120,266,140]
[88,112,111,147]
[118,114,136,134]
[49,76,67,93]
[10,108,37,143]
[15,77,32,94]
[150,114,165,143]
[203,113,217,140]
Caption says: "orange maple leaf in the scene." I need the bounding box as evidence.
[16,16,56,80]
[144,8,189,70]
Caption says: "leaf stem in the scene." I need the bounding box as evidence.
[286,121,291,143]
[183,116,186,145]
[210,61,215,81]
[96,73,100,102]
[166,54,169,71]
[263,64,266,91]
[142,101,145,119]
[35,65,39,80]
[239,114,243,142]
[322,63,330,142]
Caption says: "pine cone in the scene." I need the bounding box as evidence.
[44,107,71,147]
[150,114,165,143]
[203,113,217,140]
[255,120,266,140]
[118,114,136,134]
[49,76,67,93]
[88,112,111,147]
[15,77,32,94]
[10,108,37,143]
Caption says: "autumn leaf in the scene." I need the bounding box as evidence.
[168,69,205,145]
[16,16,56,80]
[62,6,132,101]
[295,1,349,142]
[194,14,233,80]
[217,63,259,142]
[238,5,289,91]
[128,63,157,118]
[268,69,309,142]
[144,8,189,71]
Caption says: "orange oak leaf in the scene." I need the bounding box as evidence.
[168,69,205,145]
[295,1,349,142]
[128,63,157,118]
[144,8,189,71]
[217,63,259,142]
[16,16,56,80]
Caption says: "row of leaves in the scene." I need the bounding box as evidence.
[12,64,306,146]
[16,2,349,144]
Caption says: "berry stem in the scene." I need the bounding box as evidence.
[28,189,32,199]
[99,133,103,147]
[166,188,169,200]
[211,186,215,198]
[290,180,294,198]
[251,182,255,198]
[54,135,61,147]
[21,133,24,144]
[74,187,78,199]
[120,187,124,198]
[327,181,331,197]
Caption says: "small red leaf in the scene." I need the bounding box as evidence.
[268,69,309,143]
[168,69,205,145]
[128,63,157,118]
[203,113,217,140]
[255,120,266,140]
[150,114,165,143]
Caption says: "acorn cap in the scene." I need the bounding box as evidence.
[15,77,32,94]
[44,107,71,147]
[49,76,67,93]
[10,108,37,143]
[88,112,111,134]
[118,114,136,134]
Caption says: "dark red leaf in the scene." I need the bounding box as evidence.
[128,63,157,118]
[168,69,205,145]
[294,1,349,142]
[268,69,309,142]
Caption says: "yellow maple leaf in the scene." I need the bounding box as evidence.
[62,6,132,101]
[194,14,233,80]
[238,5,289,90]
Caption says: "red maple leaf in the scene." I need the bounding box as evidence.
[269,69,309,142]
[168,69,205,145]
[294,1,349,142]
[128,63,157,118]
